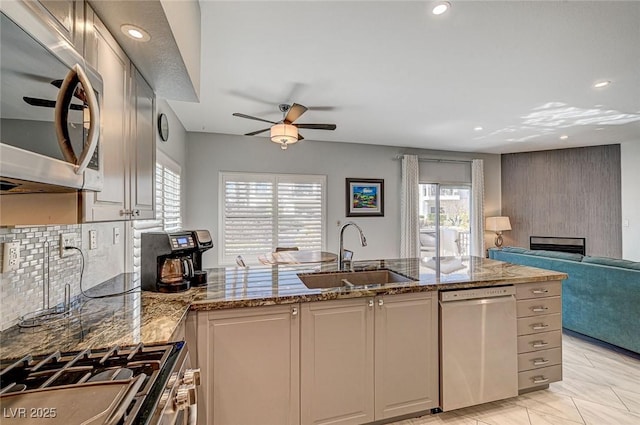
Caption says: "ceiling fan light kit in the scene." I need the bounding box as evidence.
[233,102,337,151]
[270,123,299,149]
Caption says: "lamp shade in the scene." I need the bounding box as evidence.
[485,216,512,232]
[270,124,298,147]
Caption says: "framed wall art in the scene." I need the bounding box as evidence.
[345,178,384,217]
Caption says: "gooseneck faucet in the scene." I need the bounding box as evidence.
[338,222,367,270]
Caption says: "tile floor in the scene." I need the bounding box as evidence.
[392,331,640,425]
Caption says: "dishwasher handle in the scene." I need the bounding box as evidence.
[440,294,515,307]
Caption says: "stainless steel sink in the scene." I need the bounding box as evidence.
[297,269,413,289]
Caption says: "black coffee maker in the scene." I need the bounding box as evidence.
[141,230,213,292]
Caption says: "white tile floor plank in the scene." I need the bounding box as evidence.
[389,331,640,425]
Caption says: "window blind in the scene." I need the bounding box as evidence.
[132,152,181,274]
[220,173,326,265]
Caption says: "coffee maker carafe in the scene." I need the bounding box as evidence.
[141,230,213,292]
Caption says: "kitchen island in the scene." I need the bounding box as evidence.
[0,256,565,358]
[0,256,567,425]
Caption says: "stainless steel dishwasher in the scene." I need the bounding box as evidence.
[440,286,518,411]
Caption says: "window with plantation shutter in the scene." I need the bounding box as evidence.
[132,151,182,275]
[220,172,326,265]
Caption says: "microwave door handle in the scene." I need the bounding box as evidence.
[55,64,100,175]
[54,65,79,165]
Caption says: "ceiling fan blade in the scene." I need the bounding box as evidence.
[23,96,84,110]
[284,103,308,124]
[245,128,271,136]
[233,112,277,124]
[294,124,336,130]
[297,133,304,141]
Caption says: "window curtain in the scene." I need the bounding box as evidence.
[470,159,485,256]
[400,155,420,258]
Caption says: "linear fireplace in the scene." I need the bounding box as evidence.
[530,236,586,256]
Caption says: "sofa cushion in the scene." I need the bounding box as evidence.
[501,246,528,253]
[582,256,640,271]
[526,249,584,262]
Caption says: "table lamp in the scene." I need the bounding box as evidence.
[485,216,512,248]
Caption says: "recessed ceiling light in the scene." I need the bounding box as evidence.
[474,126,483,131]
[432,1,451,15]
[560,135,569,140]
[593,80,611,88]
[121,24,151,42]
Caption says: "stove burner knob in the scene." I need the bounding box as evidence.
[175,385,197,410]
[159,388,172,409]
[166,372,179,388]
[183,368,201,386]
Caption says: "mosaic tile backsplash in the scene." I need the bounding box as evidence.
[0,222,126,331]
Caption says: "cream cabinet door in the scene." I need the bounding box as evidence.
[81,7,129,221]
[301,298,374,425]
[128,67,155,220]
[197,305,300,425]
[374,292,439,419]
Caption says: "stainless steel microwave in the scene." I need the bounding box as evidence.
[0,2,103,193]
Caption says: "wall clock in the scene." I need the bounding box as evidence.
[158,113,169,142]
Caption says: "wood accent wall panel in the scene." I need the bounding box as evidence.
[501,145,621,257]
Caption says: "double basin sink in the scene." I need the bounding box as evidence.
[297,269,413,289]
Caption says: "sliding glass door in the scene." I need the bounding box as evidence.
[418,183,471,258]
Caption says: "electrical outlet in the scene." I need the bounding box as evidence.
[113,227,120,245]
[60,233,76,258]
[2,241,20,272]
[89,230,97,250]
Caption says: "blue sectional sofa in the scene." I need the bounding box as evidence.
[489,247,640,354]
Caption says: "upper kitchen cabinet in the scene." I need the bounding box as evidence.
[22,0,84,51]
[128,67,156,220]
[81,6,155,221]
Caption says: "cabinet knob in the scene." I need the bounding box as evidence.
[532,341,549,348]
[532,288,549,294]
[292,307,298,316]
[368,300,374,308]
[533,358,550,366]
[378,299,384,306]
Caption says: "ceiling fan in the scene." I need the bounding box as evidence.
[232,103,336,150]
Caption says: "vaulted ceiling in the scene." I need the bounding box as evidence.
[167,1,640,154]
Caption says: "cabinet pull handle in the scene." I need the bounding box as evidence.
[532,341,549,348]
[533,358,550,366]
[378,299,384,306]
[532,289,549,294]
[291,307,298,316]
[368,300,374,308]
[532,323,549,330]
[532,376,550,384]
[532,306,549,312]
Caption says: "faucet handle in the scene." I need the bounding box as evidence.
[342,249,353,261]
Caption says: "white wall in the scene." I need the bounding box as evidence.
[184,133,501,267]
[621,141,640,261]
[156,99,189,219]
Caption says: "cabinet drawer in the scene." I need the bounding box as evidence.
[517,314,562,336]
[518,347,562,372]
[518,365,562,390]
[516,281,562,300]
[518,330,562,353]
[517,297,561,318]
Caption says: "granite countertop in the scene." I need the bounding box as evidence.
[0,256,567,359]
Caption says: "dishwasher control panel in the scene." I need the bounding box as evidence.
[440,285,515,301]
